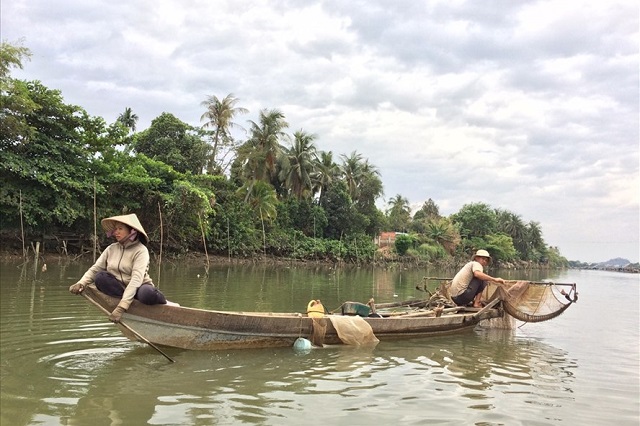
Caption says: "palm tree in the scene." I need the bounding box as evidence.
[243,109,289,184]
[340,151,365,201]
[117,107,138,133]
[495,209,527,257]
[426,217,461,255]
[200,94,248,174]
[280,130,317,200]
[238,180,278,255]
[311,150,338,201]
[526,221,545,260]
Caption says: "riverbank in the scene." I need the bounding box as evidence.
[1,246,560,272]
[0,230,565,270]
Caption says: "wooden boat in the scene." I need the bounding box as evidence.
[80,285,506,350]
[80,279,577,351]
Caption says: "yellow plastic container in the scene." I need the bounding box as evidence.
[307,300,325,318]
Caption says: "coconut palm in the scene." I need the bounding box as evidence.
[495,209,528,257]
[311,150,339,201]
[238,180,278,255]
[280,130,317,200]
[200,93,248,174]
[526,221,545,260]
[243,109,289,183]
[117,107,138,133]
[340,151,365,201]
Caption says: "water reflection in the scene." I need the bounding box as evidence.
[37,330,576,425]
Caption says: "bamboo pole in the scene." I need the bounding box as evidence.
[157,202,164,284]
[93,177,97,262]
[33,241,40,278]
[81,292,175,363]
[19,190,25,258]
[199,213,210,269]
[422,276,576,287]
[227,217,231,262]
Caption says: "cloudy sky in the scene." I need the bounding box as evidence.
[3,0,638,263]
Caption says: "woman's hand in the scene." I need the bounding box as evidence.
[109,306,126,323]
[69,283,85,294]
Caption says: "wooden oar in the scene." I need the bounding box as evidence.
[81,292,175,363]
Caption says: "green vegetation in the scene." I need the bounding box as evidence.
[0,41,568,268]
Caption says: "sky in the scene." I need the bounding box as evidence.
[2,0,638,263]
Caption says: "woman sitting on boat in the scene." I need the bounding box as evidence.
[69,213,168,323]
[449,249,505,308]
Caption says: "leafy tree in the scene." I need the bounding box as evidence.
[207,176,261,256]
[133,112,208,174]
[1,40,36,145]
[450,202,497,240]
[0,40,31,78]
[395,234,414,255]
[354,161,384,236]
[546,246,569,267]
[485,233,517,262]
[320,180,363,239]
[1,80,97,230]
[276,198,327,238]
[79,112,129,160]
[413,198,440,221]
[200,93,248,174]
[357,160,382,203]
[164,178,215,251]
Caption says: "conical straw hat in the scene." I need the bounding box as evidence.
[101,213,149,243]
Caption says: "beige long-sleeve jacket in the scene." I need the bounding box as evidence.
[77,239,153,309]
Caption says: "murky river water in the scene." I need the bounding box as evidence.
[1,259,638,425]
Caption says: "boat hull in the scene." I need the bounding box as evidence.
[81,286,503,350]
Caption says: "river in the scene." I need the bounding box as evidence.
[0,259,638,425]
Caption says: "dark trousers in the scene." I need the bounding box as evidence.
[451,277,486,306]
[95,271,166,305]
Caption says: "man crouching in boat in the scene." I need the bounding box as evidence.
[449,249,505,308]
[69,214,168,323]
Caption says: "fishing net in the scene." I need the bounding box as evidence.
[486,280,576,323]
[310,317,327,347]
[329,316,379,346]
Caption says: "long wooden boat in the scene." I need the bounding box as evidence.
[80,285,506,350]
